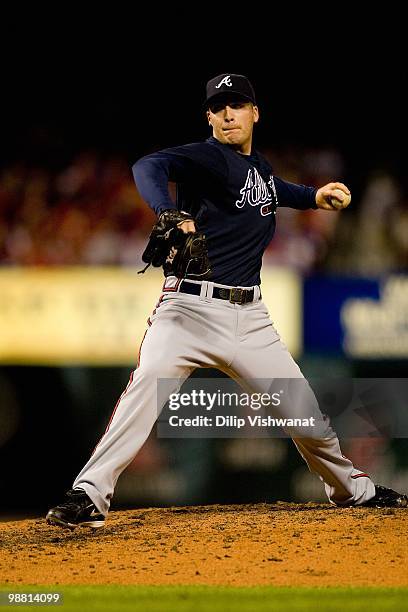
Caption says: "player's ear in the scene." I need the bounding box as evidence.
[206,110,212,126]
[253,105,259,124]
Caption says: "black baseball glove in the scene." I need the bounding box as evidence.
[139,209,211,279]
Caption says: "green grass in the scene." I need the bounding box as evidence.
[0,585,408,611]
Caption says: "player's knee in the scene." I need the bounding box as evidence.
[136,357,179,380]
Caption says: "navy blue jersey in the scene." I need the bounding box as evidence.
[133,136,317,286]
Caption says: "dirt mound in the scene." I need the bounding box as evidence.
[1,503,407,587]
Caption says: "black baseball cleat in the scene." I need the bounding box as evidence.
[361,485,408,508]
[46,488,105,530]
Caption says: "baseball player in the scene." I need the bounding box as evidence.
[47,73,407,529]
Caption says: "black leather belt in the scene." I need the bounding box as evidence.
[179,281,256,304]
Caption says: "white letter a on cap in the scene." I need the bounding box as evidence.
[215,75,232,88]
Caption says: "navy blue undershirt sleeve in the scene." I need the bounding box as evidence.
[274,176,318,210]
[133,144,228,216]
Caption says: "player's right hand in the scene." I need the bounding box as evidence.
[315,182,351,211]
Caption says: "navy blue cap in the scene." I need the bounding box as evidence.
[204,73,256,109]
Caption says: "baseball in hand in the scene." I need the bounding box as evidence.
[330,189,351,210]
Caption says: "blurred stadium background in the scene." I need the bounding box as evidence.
[1,31,407,518]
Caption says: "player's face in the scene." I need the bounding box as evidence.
[207,99,259,155]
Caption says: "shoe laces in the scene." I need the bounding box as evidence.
[59,489,91,510]
[66,488,87,498]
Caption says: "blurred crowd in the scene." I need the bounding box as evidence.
[0,153,156,268]
[0,149,406,275]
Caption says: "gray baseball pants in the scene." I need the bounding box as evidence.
[73,277,376,515]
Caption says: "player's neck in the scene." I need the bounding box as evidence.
[211,135,253,155]
[232,138,253,156]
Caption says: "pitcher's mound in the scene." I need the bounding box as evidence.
[1,503,407,586]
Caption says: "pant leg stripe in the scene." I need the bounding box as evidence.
[91,369,135,454]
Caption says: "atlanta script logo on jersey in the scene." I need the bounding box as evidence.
[235,168,278,216]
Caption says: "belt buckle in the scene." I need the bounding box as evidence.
[229,287,245,304]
